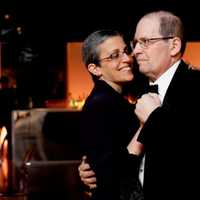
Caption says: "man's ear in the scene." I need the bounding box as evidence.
[88,63,101,76]
[170,37,181,56]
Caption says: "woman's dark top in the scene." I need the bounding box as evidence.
[80,80,143,200]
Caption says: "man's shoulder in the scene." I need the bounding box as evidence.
[179,61,200,80]
[187,66,200,81]
[188,63,200,71]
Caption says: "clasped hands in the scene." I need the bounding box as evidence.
[135,93,161,124]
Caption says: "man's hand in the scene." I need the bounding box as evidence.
[78,156,97,189]
[135,93,161,124]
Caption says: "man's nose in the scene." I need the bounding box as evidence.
[133,42,143,55]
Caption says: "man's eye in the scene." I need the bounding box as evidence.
[141,38,149,45]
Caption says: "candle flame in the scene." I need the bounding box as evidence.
[68,97,86,110]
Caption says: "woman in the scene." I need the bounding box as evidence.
[80,29,144,200]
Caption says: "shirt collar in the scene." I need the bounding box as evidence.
[151,60,180,103]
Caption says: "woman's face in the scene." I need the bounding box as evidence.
[97,36,134,91]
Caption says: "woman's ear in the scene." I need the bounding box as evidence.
[170,37,181,56]
[88,63,102,76]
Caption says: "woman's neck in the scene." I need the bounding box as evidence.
[99,78,122,94]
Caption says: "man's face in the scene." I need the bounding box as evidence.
[133,17,172,81]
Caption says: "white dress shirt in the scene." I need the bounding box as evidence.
[138,60,180,186]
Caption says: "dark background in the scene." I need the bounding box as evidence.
[1,0,198,41]
[1,0,200,56]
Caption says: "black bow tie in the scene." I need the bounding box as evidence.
[136,84,159,99]
[146,84,159,94]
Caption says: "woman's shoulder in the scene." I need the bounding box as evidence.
[83,90,116,112]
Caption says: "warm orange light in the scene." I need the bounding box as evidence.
[126,95,137,105]
[68,96,86,110]
[0,127,9,193]
[183,42,200,69]
[66,42,93,100]
[0,127,7,148]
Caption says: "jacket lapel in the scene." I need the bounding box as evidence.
[162,60,189,106]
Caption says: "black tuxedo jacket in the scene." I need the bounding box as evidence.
[139,60,200,199]
[80,80,142,200]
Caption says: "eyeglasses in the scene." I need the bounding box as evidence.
[98,46,132,62]
[131,37,174,49]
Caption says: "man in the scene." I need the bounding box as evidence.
[79,10,200,199]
